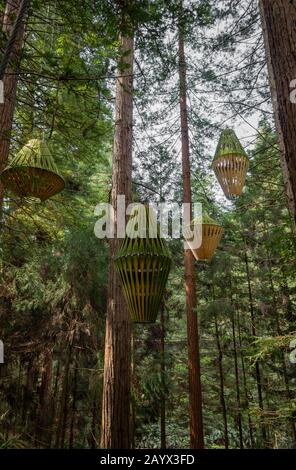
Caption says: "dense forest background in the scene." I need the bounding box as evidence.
[0,0,295,449]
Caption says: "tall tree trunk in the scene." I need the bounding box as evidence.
[244,245,267,446]
[212,282,228,449]
[55,345,72,448]
[69,354,78,449]
[36,347,53,447]
[0,0,26,213]
[16,357,22,427]
[228,275,243,448]
[49,359,60,448]
[178,20,204,449]
[160,303,166,449]
[100,34,134,449]
[214,312,229,449]
[130,331,136,449]
[22,357,35,426]
[259,0,296,224]
[237,311,255,448]
[231,311,243,449]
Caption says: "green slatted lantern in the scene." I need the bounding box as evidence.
[184,213,224,261]
[115,204,171,323]
[212,128,249,199]
[0,139,64,201]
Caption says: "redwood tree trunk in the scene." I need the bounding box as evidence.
[69,355,78,449]
[214,312,229,449]
[55,345,72,448]
[36,347,53,447]
[100,34,134,449]
[244,245,267,446]
[237,312,254,447]
[160,304,166,449]
[0,0,26,213]
[259,0,296,224]
[49,359,60,448]
[178,24,204,449]
[228,276,243,448]
[231,311,243,449]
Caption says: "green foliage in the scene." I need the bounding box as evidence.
[0,0,296,451]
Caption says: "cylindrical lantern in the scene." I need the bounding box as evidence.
[0,139,65,201]
[184,213,224,261]
[115,204,171,323]
[212,128,249,199]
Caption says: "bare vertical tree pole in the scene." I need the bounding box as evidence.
[229,275,243,448]
[0,0,27,213]
[214,314,229,448]
[160,303,166,449]
[177,15,204,449]
[237,311,255,447]
[231,312,244,448]
[244,244,267,446]
[259,0,296,224]
[69,353,78,449]
[49,359,60,448]
[212,283,229,449]
[36,347,53,447]
[100,34,134,449]
[130,332,136,450]
[55,344,72,448]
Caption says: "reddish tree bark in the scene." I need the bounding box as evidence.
[160,303,166,449]
[0,0,26,212]
[178,24,204,449]
[260,0,296,224]
[36,347,53,447]
[214,313,229,449]
[231,312,243,448]
[100,34,134,449]
[237,311,255,447]
[55,345,72,448]
[244,245,267,446]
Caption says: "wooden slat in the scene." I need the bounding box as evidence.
[213,154,249,199]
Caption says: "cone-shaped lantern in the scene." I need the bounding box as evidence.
[115,204,171,323]
[185,213,224,261]
[212,128,249,199]
[0,139,64,201]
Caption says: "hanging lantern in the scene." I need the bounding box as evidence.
[184,213,224,261]
[115,204,171,323]
[212,128,249,199]
[0,139,64,201]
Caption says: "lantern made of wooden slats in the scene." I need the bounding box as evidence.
[184,213,224,261]
[212,128,249,199]
[0,139,65,201]
[115,204,171,323]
